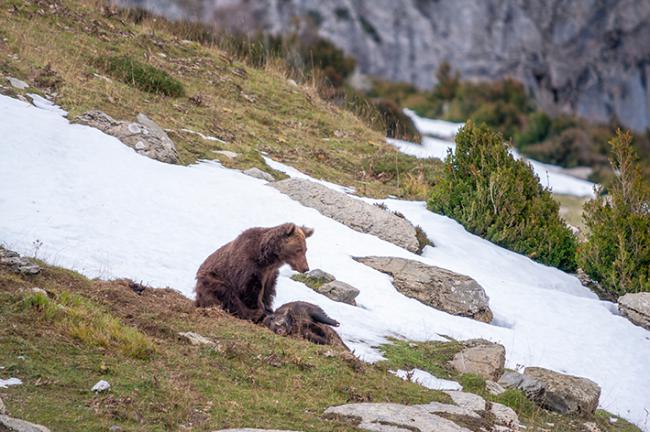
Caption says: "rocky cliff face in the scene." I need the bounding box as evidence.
[118,0,650,132]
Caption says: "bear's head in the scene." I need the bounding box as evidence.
[277,223,314,273]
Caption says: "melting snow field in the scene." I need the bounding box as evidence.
[396,110,596,198]
[1,95,649,430]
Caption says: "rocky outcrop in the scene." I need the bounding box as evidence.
[76,111,179,163]
[271,179,419,252]
[313,281,359,305]
[450,340,506,380]
[618,292,650,330]
[0,247,40,275]
[0,415,51,432]
[119,0,650,131]
[523,367,601,415]
[354,256,492,322]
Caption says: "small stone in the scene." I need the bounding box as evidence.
[0,415,50,432]
[213,150,239,159]
[109,426,123,432]
[30,287,47,296]
[306,269,335,283]
[287,79,298,87]
[490,402,520,429]
[243,167,274,182]
[314,280,360,305]
[91,380,110,392]
[7,77,29,90]
[178,332,217,347]
[486,380,506,395]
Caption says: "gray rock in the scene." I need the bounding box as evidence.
[523,367,601,415]
[324,403,472,432]
[618,292,650,330]
[76,111,178,164]
[416,401,480,419]
[270,179,419,253]
[7,77,29,90]
[443,390,486,412]
[355,256,493,322]
[313,280,359,305]
[485,380,506,396]
[243,167,274,182]
[0,415,50,432]
[490,402,520,430]
[213,150,239,159]
[135,0,650,132]
[0,247,40,275]
[450,340,505,380]
[178,331,218,347]
[0,397,5,415]
[497,370,545,401]
[306,269,335,283]
[91,380,110,393]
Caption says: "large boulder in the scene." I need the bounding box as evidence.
[270,179,419,253]
[354,256,493,322]
[523,367,601,415]
[450,340,505,380]
[618,292,650,330]
[497,370,545,401]
[76,111,178,164]
[0,247,40,275]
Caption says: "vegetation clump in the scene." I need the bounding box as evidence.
[428,122,577,271]
[578,130,650,296]
[102,55,185,97]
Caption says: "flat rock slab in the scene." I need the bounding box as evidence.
[76,111,178,164]
[324,403,473,432]
[354,256,493,322]
[243,167,274,182]
[524,367,601,415]
[450,340,505,380]
[0,415,50,432]
[618,292,650,330]
[270,178,419,252]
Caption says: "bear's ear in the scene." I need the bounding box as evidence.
[301,226,314,238]
[281,223,296,237]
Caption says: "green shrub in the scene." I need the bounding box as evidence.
[515,111,551,147]
[578,130,650,296]
[428,122,577,271]
[102,55,185,97]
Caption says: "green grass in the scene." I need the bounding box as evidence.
[291,273,329,290]
[378,338,464,379]
[0,262,450,431]
[102,55,185,97]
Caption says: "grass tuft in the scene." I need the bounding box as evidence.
[101,55,185,97]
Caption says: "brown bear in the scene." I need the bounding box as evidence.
[195,223,314,323]
[263,301,348,349]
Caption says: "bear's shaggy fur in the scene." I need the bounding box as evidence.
[195,223,314,322]
[263,301,348,349]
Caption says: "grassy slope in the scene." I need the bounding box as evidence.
[0,0,439,199]
[0,263,448,431]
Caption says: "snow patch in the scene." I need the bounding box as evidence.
[391,368,462,391]
[0,378,23,388]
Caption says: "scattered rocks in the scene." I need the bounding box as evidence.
[450,340,505,380]
[178,331,218,348]
[0,415,50,432]
[354,257,493,322]
[76,111,179,164]
[213,150,239,159]
[91,380,111,393]
[618,292,650,330]
[0,247,40,275]
[271,179,420,252]
[523,367,601,415]
[313,281,360,305]
[306,269,335,283]
[7,77,29,90]
[324,402,473,432]
[486,380,506,396]
[243,167,274,182]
